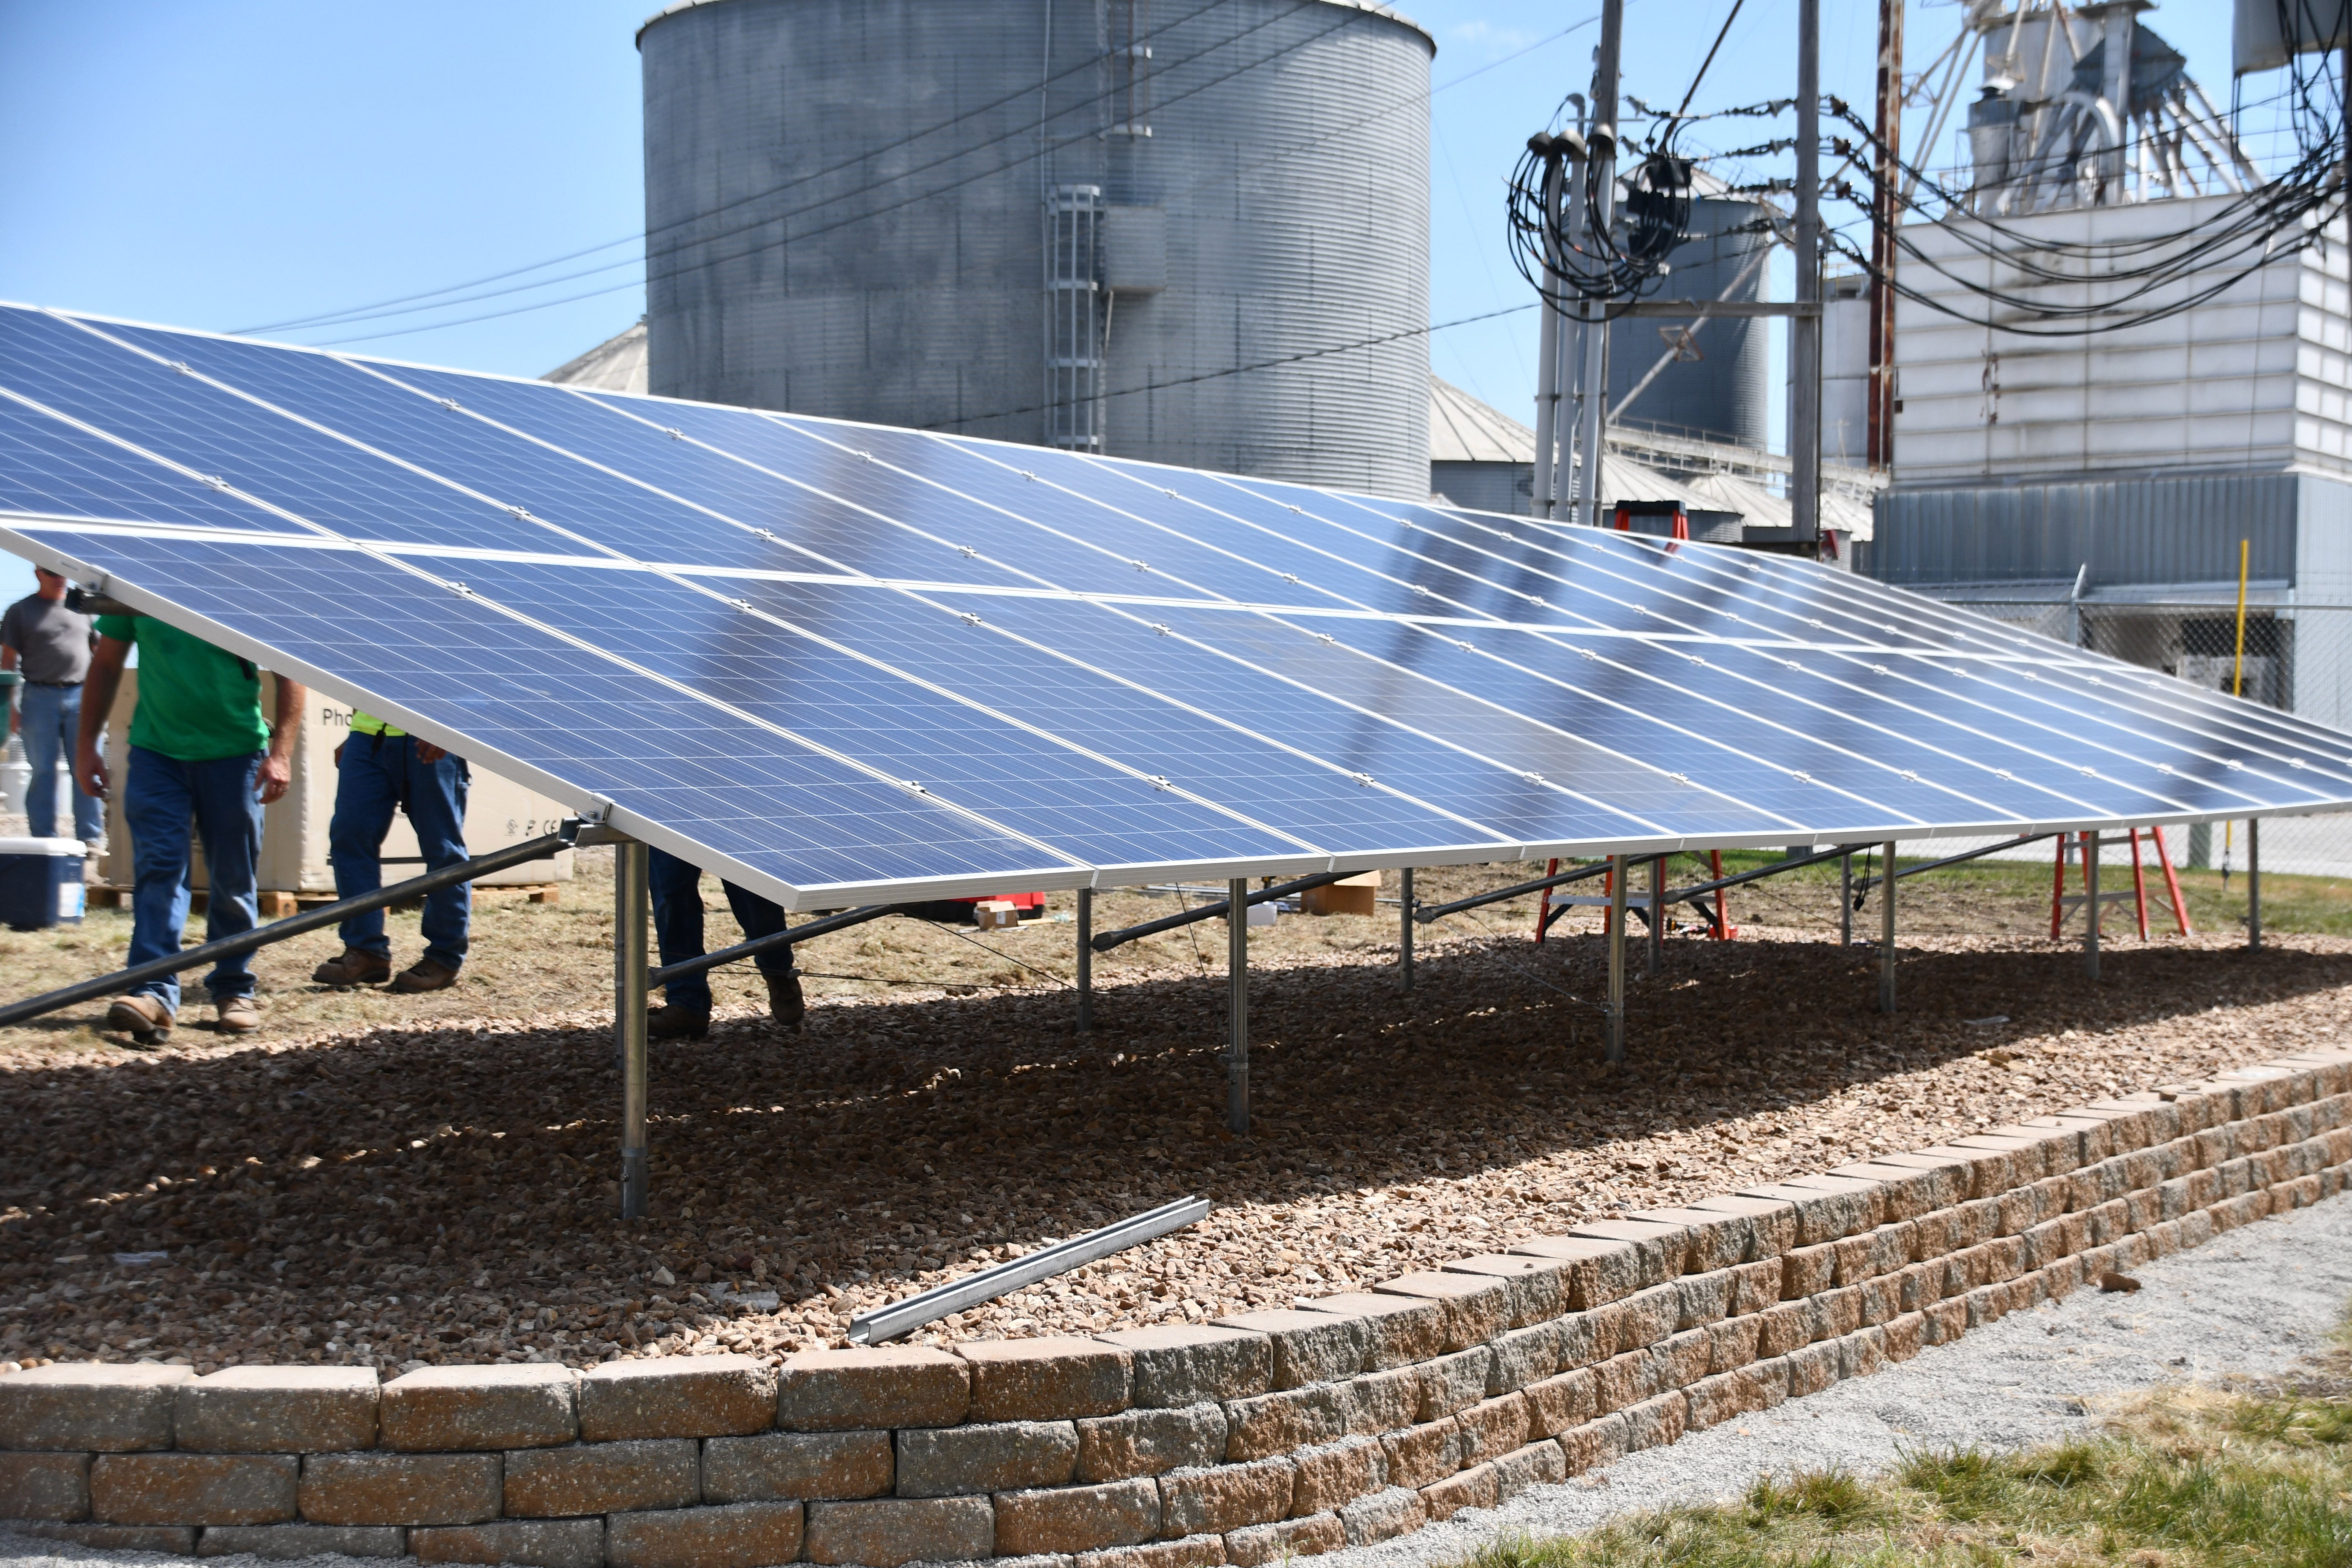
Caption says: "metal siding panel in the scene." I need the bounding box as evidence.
[1871,473,2300,588]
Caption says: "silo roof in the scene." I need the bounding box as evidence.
[637,0,1433,50]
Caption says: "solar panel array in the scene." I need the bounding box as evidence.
[1,301,2347,908]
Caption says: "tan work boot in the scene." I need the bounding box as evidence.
[389,958,460,994]
[647,1004,710,1040]
[766,972,806,1032]
[312,947,392,986]
[104,994,173,1047]
[213,995,262,1034]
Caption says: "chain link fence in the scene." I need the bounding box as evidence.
[1912,599,2352,879]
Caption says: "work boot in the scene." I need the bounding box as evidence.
[647,1004,710,1040]
[389,958,460,994]
[312,947,392,987]
[766,971,806,1032]
[213,995,262,1034]
[104,993,173,1047]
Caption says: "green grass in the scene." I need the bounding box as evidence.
[1450,1312,2352,1568]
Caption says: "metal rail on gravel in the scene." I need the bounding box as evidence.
[646,904,905,985]
[1850,832,2060,894]
[847,1195,1211,1344]
[0,827,581,1029]
[1088,870,1356,953]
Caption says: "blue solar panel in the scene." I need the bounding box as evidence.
[3,300,2348,906]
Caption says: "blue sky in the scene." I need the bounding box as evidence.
[1,0,2260,449]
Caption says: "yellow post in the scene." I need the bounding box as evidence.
[2225,538,2249,871]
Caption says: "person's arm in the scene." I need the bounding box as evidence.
[258,678,306,805]
[76,636,130,800]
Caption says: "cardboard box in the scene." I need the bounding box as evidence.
[98,672,574,895]
[1301,870,1382,917]
[972,900,1021,930]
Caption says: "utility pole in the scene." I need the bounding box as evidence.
[1531,146,1568,519]
[1866,0,1902,471]
[1573,0,1624,529]
[1791,0,1823,544]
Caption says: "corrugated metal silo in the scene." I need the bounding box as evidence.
[1604,193,1769,449]
[637,0,1435,499]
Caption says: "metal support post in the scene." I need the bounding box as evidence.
[2249,817,2262,950]
[615,838,651,1221]
[1226,877,1250,1134]
[1878,840,1896,1014]
[1647,854,1664,975]
[1575,0,1623,528]
[2084,833,2101,980]
[1839,849,1853,946]
[1532,155,1567,519]
[1075,887,1093,1032]
[1866,0,1903,469]
[1399,867,1415,991]
[1791,0,1823,543]
[1606,855,1627,1062]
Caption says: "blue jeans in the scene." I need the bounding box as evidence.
[649,846,790,1012]
[123,746,263,1013]
[21,683,103,842]
[329,733,471,971]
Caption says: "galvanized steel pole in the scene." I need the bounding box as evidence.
[1606,855,1628,1062]
[1576,0,1623,528]
[1839,849,1853,946]
[1878,841,1896,1013]
[1791,0,1823,543]
[1532,155,1567,519]
[1647,854,1664,975]
[1076,887,1093,1032]
[615,839,651,1221]
[2085,835,2102,980]
[2249,818,2262,950]
[1399,867,1415,991]
[1227,877,1250,1134]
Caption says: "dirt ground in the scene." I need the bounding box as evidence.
[0,849,2343,1374]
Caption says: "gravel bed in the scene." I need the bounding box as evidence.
[2,925,2347,1371]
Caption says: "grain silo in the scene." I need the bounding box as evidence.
[637,0,1435,499]
[1603,188,1771,449]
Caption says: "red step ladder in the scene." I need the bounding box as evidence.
[1535,852,1737,942]
[2050,827,2192,941]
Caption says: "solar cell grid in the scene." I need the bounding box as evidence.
[0,300,2346,906]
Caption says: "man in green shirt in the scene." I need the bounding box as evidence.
[74,614,305,1044]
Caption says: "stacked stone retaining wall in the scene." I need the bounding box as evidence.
[6,1048,2352,1568]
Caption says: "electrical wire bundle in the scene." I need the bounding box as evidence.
[1505,114,1697,313]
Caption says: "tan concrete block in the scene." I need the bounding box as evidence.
[1078,1535,1225,1568]
[0,1364,192,1453]
[1225,1512,1343,1566]
[297,1452,501,1527]
[1682,1370,1757,1431]
[1674,1271,1732,1331]
[1815,1285,1865,1339]
[502,1437,698,1517]
[412,1520,603,1568]
[1520,1369,1595,1439]
[1625,1206,1750,1273]
[804,1497,993,1568]
[1328,1367,1415,1439]
[1491,1439,1565,1500]
[1616,1284,1682,1350]
[1486,1322,1559,1396]
[1657,1329,1712,1389]
[1839,1326,1885,1382]
[1857,1275,1903,1327]
[579,1353,776,1442]
[1590,1351,1662,1415]
[1287,1439,1382,1516]
[1685,1195,1798,1259]
[1295,1295,1444,1371]
[1881,1312,1925,1362]
[1410,1348,1491,1423]
[1375,1420,1460,1490]
[1617,1392,1686,1454]
[174,1368,377,1455]
[0,1450,90,1520]
[1159,1456,1294,1538]
[1840,1154,1968,1217]
[1222,1385,1350,1463]
[1753,1301,1820,1358]
[609,1501,805,1568]
[1729,1258,1783,1316]
[896,1420,1077,1497]
[1440,1255,1566,1329]
[1418,1461,1497,1521]
[1779,1243,1838,1298]
[1734,1177,1882,1246]
[1553,1312,1606,1371]
[1555,1414,1627,1476]
[1785,1342,1840,1397]
[1369,1274,1508,1352]
[1705,1315,1761,1375]
[703,1431,892,1503]
[1922,1298,1968,1345]
[1094,1327,1270,1408]
[1562,1219,1688,1284]
[1075,1405,1228,1481]
[92,1454,297,1527]
[1337,1487,1424,1547]
[779,1346,969,1433]
[1451,1396,1529,1467]
[380,1365,576,1453]
[11,1522,196,1554]
[994,1478,1160,1555]
[1212,1312,1367,1390]
[1505,1236,1644,1308]
[197,1523,406,1559]
[958,1338,1133,1423]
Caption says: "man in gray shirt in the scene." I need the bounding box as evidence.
[1,566,102,845]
